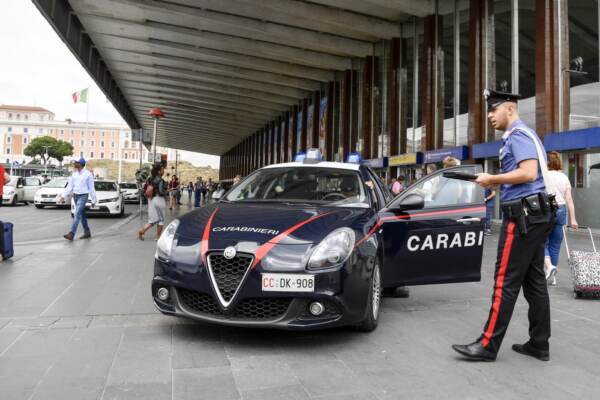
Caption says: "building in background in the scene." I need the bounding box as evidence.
[0,104,173,165]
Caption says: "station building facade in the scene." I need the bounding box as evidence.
[219,0,600,227]
[0,105,169,166]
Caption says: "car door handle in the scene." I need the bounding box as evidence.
[456,217,481,223]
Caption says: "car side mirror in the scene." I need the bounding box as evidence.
[395,193,424,211]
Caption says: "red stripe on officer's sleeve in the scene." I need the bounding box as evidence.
[482,221,516,347]
[251,212,333,269]
[200,208,219,265]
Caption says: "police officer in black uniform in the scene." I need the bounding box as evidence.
[452,89,556,362]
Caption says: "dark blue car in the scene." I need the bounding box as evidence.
[152,156,486,331]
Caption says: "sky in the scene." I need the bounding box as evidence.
[0,0,220,168]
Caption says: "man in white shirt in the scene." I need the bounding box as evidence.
[58,158,97,240]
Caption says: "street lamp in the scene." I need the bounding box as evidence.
[148,107,165,163]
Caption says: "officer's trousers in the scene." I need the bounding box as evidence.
[479,215,554,354]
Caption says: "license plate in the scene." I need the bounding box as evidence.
[42,199,54,203]
[261,273,314,292]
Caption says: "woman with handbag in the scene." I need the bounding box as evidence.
[544,151,578,285]
[138,163,167,241]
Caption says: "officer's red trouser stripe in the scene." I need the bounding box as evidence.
[482,221,516,347]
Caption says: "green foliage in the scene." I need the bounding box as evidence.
[24,136,74,165]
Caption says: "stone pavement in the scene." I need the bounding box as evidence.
[0,204,599,399]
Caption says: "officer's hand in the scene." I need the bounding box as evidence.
[475,173,495,188]
[570,219,579,229]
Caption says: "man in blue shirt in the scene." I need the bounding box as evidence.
[59,158,97,240]
[452,89,555,362]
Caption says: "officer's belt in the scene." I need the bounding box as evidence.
[500,192,557,235]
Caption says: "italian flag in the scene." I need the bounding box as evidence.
[72,88,88,103]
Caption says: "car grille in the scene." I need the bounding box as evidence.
[207,253,253,303]
[41,194,55,198]
[177,288,292,320]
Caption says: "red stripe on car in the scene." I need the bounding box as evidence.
[481,221,515,347]
[200,208,219,265]
[251,212,333,269]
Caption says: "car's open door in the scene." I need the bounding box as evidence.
[379,165,486,287]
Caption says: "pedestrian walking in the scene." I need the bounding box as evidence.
[544,151,578,286]
[0,162,8,207]
[187,182,193,204]
[138,163,167,240]
[484,188,497,235]
[168,175,179,210]
[194,177,203,207]
[0,163,10,262]
[452,89,556,362]
[58,158,97,241]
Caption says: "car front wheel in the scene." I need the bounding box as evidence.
[357,258,382,332]
[35,204,44,209]
[11,195,17,206]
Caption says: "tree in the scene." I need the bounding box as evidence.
[24,136,73,165]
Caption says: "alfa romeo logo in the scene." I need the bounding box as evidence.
[223,246,237,259]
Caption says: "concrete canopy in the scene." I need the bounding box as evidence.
[33,0,428,155]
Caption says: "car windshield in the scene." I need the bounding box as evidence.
[119,183,137,189]
[224,167,368,207]
[95,181,118,191]
[6,177,18,187]
[44,178,68,188]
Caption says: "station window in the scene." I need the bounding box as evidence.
[6,136,11,144]
[101,141,104,147]
[24,128,28,133]
[568,0,600,129]
[81,140,85,146]
[6,148,10,154]
[8,113,12,119]
[7,127,12,133]
[124,153,128,160]
[23,136,28,144]
[90,151,94,158]
[24,114,28,120]
[100,152,104,159]
[91,140,95,147]
[80,151,84,158]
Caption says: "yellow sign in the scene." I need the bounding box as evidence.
[389,153,417,166]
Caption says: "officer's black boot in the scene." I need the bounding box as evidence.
[452,341,497,362]
[512,342,549,361]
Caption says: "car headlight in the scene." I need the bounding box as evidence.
[155,219,180,260]
[5,189,14,195]
[307,228,355,270]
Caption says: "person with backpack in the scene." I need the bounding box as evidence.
[138,163,167,240]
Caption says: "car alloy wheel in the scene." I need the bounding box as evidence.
[372,262,381,320]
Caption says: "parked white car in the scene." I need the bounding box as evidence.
[2,176,41,205]
[34,177,70,208]
[119,182,140,203]
[70,180,125,217]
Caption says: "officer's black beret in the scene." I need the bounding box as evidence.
[483,89,522,111]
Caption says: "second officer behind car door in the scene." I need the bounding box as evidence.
[452,89,556,362]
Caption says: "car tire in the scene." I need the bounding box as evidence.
[119,204,125,217]
[356,259,382,332]
[35,204,44,209]
[11,195,17,206]
[23,200,29,205]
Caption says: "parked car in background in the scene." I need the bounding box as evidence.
[2,176,41,205]
[34,177,70,208]
[119,182,140,203]
[71,180,125,217]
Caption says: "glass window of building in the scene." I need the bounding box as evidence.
[440,1,455,147]
[81,140,85,146]
[8,113,12,119]
[91,140,95,147]
[80,151,84,158]
[40,128,44,134]
[24,128,28,133]
[7,127,12,132]
[100,152,104,159]
[101,141,104,147]
[518,0,536,129]
[402,21,415,151]
[457,0,470,145]
[90,151,94,158]
[6,148,10,154]
[24,115,28,120]
[568,0,599,130]
[124,153,128,160]
[16,114,20,119]
[23,136,27,144]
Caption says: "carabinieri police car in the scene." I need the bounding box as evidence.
[152,149,486,331]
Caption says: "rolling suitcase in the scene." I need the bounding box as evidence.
[563,226,600,298]
[1,221,14,260]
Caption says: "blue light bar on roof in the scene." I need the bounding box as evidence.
[294,152,306,162]
[346,152,362,164]
[305,148,323,162]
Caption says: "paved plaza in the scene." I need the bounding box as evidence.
[0,204,599,400]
